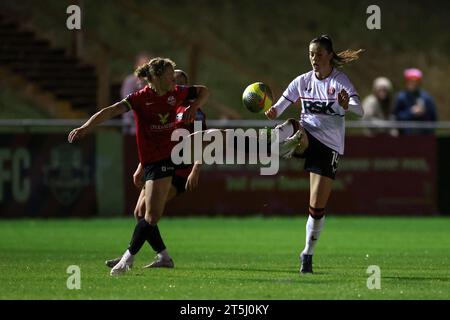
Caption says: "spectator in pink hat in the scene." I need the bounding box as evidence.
[393,68,437,135]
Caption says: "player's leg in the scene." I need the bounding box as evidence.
[142,174,185,268]
[139,177,175,268]
[111,176,172,275]
[184,119,307,161]
[166,185,179,202]
[300,173,333,274]
[299,133,339,274]
[105,187,146,269]
[107,184,178,269]
[276,119,309,158]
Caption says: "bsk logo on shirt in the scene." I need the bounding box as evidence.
[303,100,337,115]
[167,96,176,106]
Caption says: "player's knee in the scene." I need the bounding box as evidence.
[145,212,161,225]
[309,206,325,220]
[134,208,144,221]
[286,118,300,133]
[275,118,300,135]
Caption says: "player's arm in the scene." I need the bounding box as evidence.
[337,75,364,117]
[133,162,145,189]
[68,101,129,143]
[338,89,364,117]
[185,160,201,191]
[184,86,209,123]
[266,77,301,119]
[134,187,146,220]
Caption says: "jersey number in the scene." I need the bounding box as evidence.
[331,151,339,173]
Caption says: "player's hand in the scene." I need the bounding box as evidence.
[338,89,349,110]
[185,169,199,191]
[265,107,277,119]
[183,105,197,123]
[133,163,145,189]
[133,190,146,220]
[68,126,89,143]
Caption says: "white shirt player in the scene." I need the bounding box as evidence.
[273,68,363,155]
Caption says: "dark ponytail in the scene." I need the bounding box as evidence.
[310,35,364,67]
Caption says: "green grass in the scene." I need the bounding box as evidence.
[0,217,449,300]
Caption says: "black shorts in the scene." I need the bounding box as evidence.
[143,159,189,194]
[295,129,340,180]
[171,174,188,195]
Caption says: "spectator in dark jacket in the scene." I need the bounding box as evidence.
[393,68,437,135]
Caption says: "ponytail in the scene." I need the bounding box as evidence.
[134,57,176,81]
[333,49,364,67]
[135,63,151,79]
[310,35,364,67]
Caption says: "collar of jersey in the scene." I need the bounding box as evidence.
[313,67,335,81]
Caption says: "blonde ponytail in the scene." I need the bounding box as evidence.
[333,49,365,67]
[134,57,176,81]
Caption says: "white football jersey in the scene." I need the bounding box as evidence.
[274,68,363,155]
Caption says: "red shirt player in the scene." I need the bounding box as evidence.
[124,84,197,166]
[68,58,209,275]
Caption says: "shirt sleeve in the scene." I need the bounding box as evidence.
[123,90,142,111]
[273,76,301,117]
[337,73,363,117]
[347,96,364,117]
[176,85,198,103]
[187,86,199,100]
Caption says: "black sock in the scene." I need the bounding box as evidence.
[128,218,151,255]
[147,224,167,254]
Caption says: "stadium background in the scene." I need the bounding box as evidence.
[1,0,449,302]
[1,0,449,218]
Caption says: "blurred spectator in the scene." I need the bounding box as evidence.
[120,53,152,134]
[362,77,397,136]
[393,68,437,135]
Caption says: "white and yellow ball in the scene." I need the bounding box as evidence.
[242,82,273,113]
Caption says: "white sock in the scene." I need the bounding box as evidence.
[275,120,295,142]
[302,215,325,255]
[121,249,133,262]
[159,249,170,260]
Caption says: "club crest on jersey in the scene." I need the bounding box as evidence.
[328,87,335,95]
[158,113,170,125]
[167,96,176,106]
[176,112,184,121]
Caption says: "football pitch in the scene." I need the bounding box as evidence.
[0,216,449,300]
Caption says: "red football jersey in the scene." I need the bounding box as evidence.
[125,85,195,165]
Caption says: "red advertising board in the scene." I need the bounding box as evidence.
[0,134,97,217]
[124,135,437,216]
